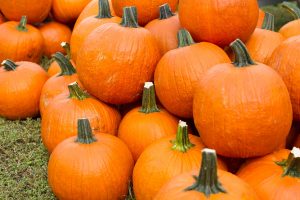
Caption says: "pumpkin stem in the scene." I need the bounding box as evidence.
[96,0,112,19]
[159,3,174,19]
[120,6,139,28]
[276,147,300,178]
[281,1,300,19]
[262,12,275,31]
[230,39,256,67]
[17,16,28,32]
[61,42,72,60]
[68,82,90,100]
[76,118,97,144]
[185,148,227,197]
[171,121,195,152]
[178,29,195,48]
[1,60,18,71]
[53,52,76,76]
[139,82,160,114]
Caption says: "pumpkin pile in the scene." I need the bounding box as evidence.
[1,0,300,199]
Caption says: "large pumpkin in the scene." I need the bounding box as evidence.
[48,118,134,199]
[279,2,300,39]
[193,39,292,158]
[0,16,44,63]
[178,0,259,47]
[154,29,230,118]
[76,6,161,104]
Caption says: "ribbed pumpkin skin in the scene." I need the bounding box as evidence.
[193,63,292,158]
[256,9,265,28]
[0,21,44,63]
[279,20,300,39]
[237,149,300,200]
[112,0,178,26]
[48,133,134,200]
[39,22,72,58]
[154,42,230,118]
[0,62,48,119]
[47,60,76,77]
[76,24,161,105]
[178,0,259,47]
[0,0,52,23]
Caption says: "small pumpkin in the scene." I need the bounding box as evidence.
[193,39,292,158]
[0,16,44,63]
[154,149,259,200]
[237,147,300,200]
[256,9,265,28]
[0,60,48,120]
[48,118,134,199]
[41,82,121,153]
[76,6,161,104]
[71,0,121,62]
[154,29,230,118]
[279,2,300,39]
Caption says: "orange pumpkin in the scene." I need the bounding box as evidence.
[279,2,300,39]
[178,0,259,47]
[154,149,259,200]
[0,12,6,24]
[41,82,121,153]
[0,16,44,63]
[0,60,48,119]
[145,3,181,55]
[71,0,121,62]
[193,39,292,158]
[0,0,51,23]
[256,9,265,28]
[76,7,161,104]
[237,147,300,200]
[154,29,230,118]
[48,118,134,199]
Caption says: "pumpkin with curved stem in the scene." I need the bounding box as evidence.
[76,6,161,104]
[48,118,134,199]
[279,2,300,39]
[154,149,259,200]
[256,9,265,28]
[0,60,48,120]
[154,29,230,118]
[237,147,300,200]
[41,82,121,153]
[193,39,292,158]
[0,16,44,63]
[71,0,121,62]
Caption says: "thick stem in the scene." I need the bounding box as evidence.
[75,118,97,144]
[139,82,160,114]
[159,3,174,20]
[281,1,300,19]
[96,0,112,19]
[120,6,139,28]
[262,12,275,31]
[178,29,195,48]
[1,60,18,71]
[171,121,195,152]
[17,16,28,32]
[61,42,71,60]
[185,149,227,197]
[230,39,256,67]
[53,52,76,76]
[276,147,300,178]
[68,82,90,100]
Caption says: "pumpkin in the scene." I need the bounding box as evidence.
[133,122,228,200]
[0,0,51,23]
[256,9,265,28]
[178,0,259,47]
[237,147,300,200]
[245,12,284,64]
[118,82,179,161]
[0,12,6,24]
[279,2,300,39]
[0,60,48,120]
[154,29,230,118]
[0,16,44,63]
[193,39,292,158]
[52,0,92,23]
[76,6,161,104]
[39,22,72,58]
[112,0,178,26]
[41,82,121,153]
[154,149,259,200]
[71,0,121,62]
[48,118,134,199]
[144,3,181,55]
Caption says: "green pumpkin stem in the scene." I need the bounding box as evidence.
[53,52,76,76]
[96,0,112,19]
[139,82,160,114]
[171,121,195,152]
[120,6,139,28]
[61,42,72,60]
[185,149,227,197]
[17,16,28,32]
[1,60,18,71]
[262,12,275,31]
[276,147,300,178]
[230,39,256,67]
[281,1,300,19]
[76,118,97,144]
[159,3,174,19]
[68,82,90,100]
[178,29,195,48]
